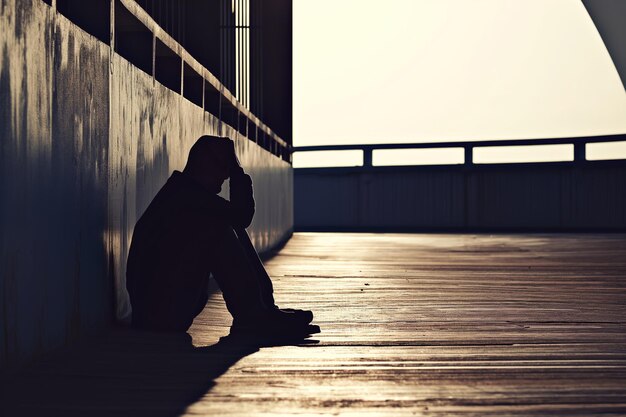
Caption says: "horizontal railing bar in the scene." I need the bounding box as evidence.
[292,134,626,153]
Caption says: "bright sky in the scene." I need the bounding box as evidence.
[293,0,626,163]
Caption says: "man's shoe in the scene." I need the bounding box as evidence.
[277,307,314,324]
[231,309,316,335]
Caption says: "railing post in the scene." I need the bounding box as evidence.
[363,147,373,168]
[574,142,586,163]
[465,146,473,166]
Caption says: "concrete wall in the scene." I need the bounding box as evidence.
[294,163,626,231]
[0,0,292,368]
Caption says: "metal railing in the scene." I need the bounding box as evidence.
[293,134,626,168]
[120,0,289,160]
[46,0,290,161]
[293,133,626,232]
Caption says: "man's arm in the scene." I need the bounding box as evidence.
[228,150,255,229]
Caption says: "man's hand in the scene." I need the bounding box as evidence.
[227,139,245,177]
[227,139,255,228]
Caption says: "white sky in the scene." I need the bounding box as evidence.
[293,0,626,151]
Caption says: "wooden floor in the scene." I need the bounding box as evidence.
[2,233,626,416]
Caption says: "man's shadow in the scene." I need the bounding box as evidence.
[1,326,318,417]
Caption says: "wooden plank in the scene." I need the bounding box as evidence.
[1,233,626,416]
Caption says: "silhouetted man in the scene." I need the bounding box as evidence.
[126,136,315,336]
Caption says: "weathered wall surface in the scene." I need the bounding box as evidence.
[0,0,112,369]
[295,163,626,231]
[0,0,292,368]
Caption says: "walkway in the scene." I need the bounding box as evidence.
[2,233,626,416]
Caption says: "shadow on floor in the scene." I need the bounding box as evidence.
[0,326,318,417]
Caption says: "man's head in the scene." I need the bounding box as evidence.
[183,135,233,193]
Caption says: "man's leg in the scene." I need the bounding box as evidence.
[131,228,264,332]
[233,228,276,309]
[233,228,315,324]
[191,279,210,318]
[209,226,315,333]
[132,275,209,333]
[208,226,268,321]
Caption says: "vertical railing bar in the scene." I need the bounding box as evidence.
[465,146,473,166]
[363,146,373,168]
[574,141,586,163]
